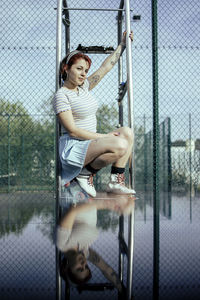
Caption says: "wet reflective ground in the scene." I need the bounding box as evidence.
[0,191,200,300]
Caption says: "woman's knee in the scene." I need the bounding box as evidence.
[112,137,129,158]
[94,136,128,158]
[118,126,134,143]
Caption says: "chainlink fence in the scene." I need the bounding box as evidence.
[0,0,200,299]
[0,0,57,299]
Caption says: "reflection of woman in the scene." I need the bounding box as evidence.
[53,31,135,197]
[56,197,135,290]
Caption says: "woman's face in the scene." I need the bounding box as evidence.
[70,252,90,280]
[66,58,89,87]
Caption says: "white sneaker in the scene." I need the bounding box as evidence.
[106,173,136,195]
[76,174,96,197]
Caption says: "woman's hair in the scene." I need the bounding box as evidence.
[60,52,92,82]
[60,255,92,286]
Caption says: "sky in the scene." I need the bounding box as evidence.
[0,0,199,141]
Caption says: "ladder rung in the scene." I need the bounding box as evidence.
[76,44,114,54]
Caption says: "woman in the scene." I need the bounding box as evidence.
[53,31,135,197]
[57,194,135,289]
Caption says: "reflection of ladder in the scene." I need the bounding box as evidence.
[55,1,135,299]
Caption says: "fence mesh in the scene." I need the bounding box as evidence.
[0,0,200,299]
[0,0,57,299]
[157,1,200,300]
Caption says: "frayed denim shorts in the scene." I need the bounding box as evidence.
[59,134,91,185]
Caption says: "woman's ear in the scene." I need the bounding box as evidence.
[63,64,68,72]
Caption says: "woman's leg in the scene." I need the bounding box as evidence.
[89,126,133,170]
[102,127,135,194]
[77,127,135,196]
[83,134,129,168]
[76,134,129,197]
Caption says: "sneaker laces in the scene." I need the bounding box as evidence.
[88,174,95,187]
[116,173,125,185]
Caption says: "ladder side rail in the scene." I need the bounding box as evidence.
[124,0,135,299]
[118,0,124,127]
[63,0,70,54]
[117,2,125,290]
[56,1,63,300]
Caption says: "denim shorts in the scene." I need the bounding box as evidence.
[59,134,91,185]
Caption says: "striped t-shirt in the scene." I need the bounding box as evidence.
[53,79,98,133]
[56,207,99,256]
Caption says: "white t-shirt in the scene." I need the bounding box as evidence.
[56,208,99,257]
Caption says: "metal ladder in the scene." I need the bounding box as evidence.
[55,1,135,299]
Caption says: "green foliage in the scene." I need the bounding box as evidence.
[0,99,55,191]
[0,99,34,144]
[38,93,55,119]
[96,104,118,133]
[0,99,29,115]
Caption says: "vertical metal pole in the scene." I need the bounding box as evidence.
[8,114,10,193]
[56,0,62,91]
[189,113,192,222]
[124,1,135,299]
[124,0,134,135]
[162,122,165,192]
[63,0,70,55]
[144,115,147,223]
[167,118,172,219]
[118,0,125,287]
[151,0,160,299]
[118,0,124,127]
[21,135,24,191]
[167,118,171,192]
[56,1,62,300]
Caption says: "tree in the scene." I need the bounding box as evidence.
[0,100,35,182]
[37,93,55,121]
[0,99,55,191]
[96,104,118,133]
[0,99,34,144]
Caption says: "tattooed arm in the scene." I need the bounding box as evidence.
[87,31,133,90]
[88,248,123,292]
[87,43,124,91]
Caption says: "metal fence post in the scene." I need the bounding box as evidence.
[189,113,192,222]
[7,114,10,193]
[143,114,147,222]
[167,118,172,195]
[21,135,24,191]
[117,0,124,289]
[151,0,160,299]
[63,0,70,55]
[118,0,124,127]
[56,1,63,300]
[167,118,172,219]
